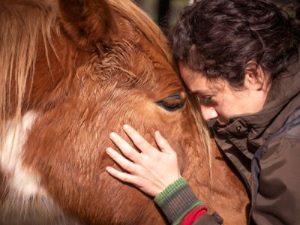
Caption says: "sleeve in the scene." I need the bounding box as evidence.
[154,177,223,225]
[252,136,300,224]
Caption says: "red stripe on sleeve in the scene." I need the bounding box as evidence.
[180,205,208,225]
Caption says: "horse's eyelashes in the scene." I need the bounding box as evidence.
[155,92,186,112]
[158,101,185,112]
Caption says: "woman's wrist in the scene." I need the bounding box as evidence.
[154,177,205,225]
[154,177,187,204]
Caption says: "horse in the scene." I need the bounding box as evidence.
[0,0,249,224]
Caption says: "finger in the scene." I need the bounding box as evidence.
[123,124,156,154]
[106,166,138,184]
[106,147,138,173]
[109,132,141,162]
[106,167,157,197]
[154,131,175,154]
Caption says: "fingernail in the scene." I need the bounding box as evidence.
[123,124,130,130]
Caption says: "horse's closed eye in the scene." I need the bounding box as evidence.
[156,92,186,112]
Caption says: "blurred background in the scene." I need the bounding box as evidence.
[134,0,300,33]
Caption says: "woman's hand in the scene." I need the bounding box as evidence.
[105,124,181,197]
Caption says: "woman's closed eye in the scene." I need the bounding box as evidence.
[197,95,216,105]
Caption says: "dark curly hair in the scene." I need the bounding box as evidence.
[170,0,300,86]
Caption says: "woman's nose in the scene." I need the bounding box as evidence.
[200,105,218,121]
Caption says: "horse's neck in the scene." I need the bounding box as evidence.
[189,140,249,225]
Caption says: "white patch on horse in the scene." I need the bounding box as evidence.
[0,112,83,225]
[0,111,44,197]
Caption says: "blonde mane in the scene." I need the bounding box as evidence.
[0,2,56,142]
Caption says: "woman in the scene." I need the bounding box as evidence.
[105,0,300,224]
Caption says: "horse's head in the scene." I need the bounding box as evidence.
[0,0,210,224]
[1,1,249,225]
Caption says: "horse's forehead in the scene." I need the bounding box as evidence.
[126,37,175,78]
[123,43,179,89]
[104,32,176,83]
[111,15,173,68]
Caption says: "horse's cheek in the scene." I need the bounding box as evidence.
[22,103,165,225]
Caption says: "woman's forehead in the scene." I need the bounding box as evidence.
[179,64,225,94]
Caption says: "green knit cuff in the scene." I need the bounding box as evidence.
[154,177,205,224]
[173,201,204,225]
[154,177,187,205]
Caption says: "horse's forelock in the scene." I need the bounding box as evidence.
[0,1,56,141]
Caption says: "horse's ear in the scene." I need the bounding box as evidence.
[58,0,115,50]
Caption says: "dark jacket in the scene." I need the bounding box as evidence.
[155,53,300,225]
[213,52,300,225]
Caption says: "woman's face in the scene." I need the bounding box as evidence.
[179,63,270,125]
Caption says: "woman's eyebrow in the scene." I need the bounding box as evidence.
[189,90,214,96]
